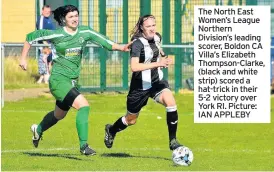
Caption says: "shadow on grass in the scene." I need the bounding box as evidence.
[23,152,91,161]
[101,153,170,161]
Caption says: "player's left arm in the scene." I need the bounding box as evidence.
[155,32,174,65]
[156,32,166,57]
[87,27,132,52]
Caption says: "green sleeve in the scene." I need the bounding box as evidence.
[26,29,63,44]
[86,28,114,51]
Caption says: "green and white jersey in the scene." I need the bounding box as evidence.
[26,26,114,79]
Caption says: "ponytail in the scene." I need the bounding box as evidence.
[130,14,155,40]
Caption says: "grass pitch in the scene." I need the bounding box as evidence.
[1,93,274,171]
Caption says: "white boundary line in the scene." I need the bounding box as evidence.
[1,109,194,116]
[2,147,76,153]
[2,147,272,154]
[2,109,127,115]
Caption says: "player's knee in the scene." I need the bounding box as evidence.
[55,111,68,120]
[72,94,89,109]
[62,87,89,110]
[162,91,176,107]
[55,101,70,120]
[125,114,138,125]
[80,98,89,107]
[127,118,137,125]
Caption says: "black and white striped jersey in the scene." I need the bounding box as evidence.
[129,33,164,90]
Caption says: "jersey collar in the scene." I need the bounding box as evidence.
[63,27,78,36]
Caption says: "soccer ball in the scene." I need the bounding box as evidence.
[172,146,194,166]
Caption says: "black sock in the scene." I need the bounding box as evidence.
[109,117,128,135]
[167,110,178,142]
[37,111,59,134]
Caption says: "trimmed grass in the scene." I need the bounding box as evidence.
[1,93,274,171]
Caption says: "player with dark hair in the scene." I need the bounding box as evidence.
[104,15,183,151]
[19,5,131,156]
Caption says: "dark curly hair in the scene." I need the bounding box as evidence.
[52,5,79,26]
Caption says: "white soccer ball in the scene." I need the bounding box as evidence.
[172,146,194,166]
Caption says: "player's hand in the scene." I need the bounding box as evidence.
[122,41,133,52]
[165,56,174,65]
[158,57,170,68]
[19,58,27,71]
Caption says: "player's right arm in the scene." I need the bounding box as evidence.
[26,29,56,44]
[19,41,31,70]
[20,30,61,70]
[131,57,170,72]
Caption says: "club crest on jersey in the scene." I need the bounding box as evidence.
[65,47,82,58]
[79,37,84,43]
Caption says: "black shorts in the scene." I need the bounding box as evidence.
[55,87,80,111]
[127,80,170,114]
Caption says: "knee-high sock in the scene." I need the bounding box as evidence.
[76,106,90,148]
[166,106,178,142]
[109,116,128,135]
[37,111,58,136]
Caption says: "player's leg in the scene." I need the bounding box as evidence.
[51,84,95,155]
[104,112,139,149]
[31,102,70,148]
[33,76,71,137]
[152,80,182,150]
[37,102,70,134]
[104,89,149,148]
[31,76,94,155]
[70,93,95,155]
[51,77,95,155]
